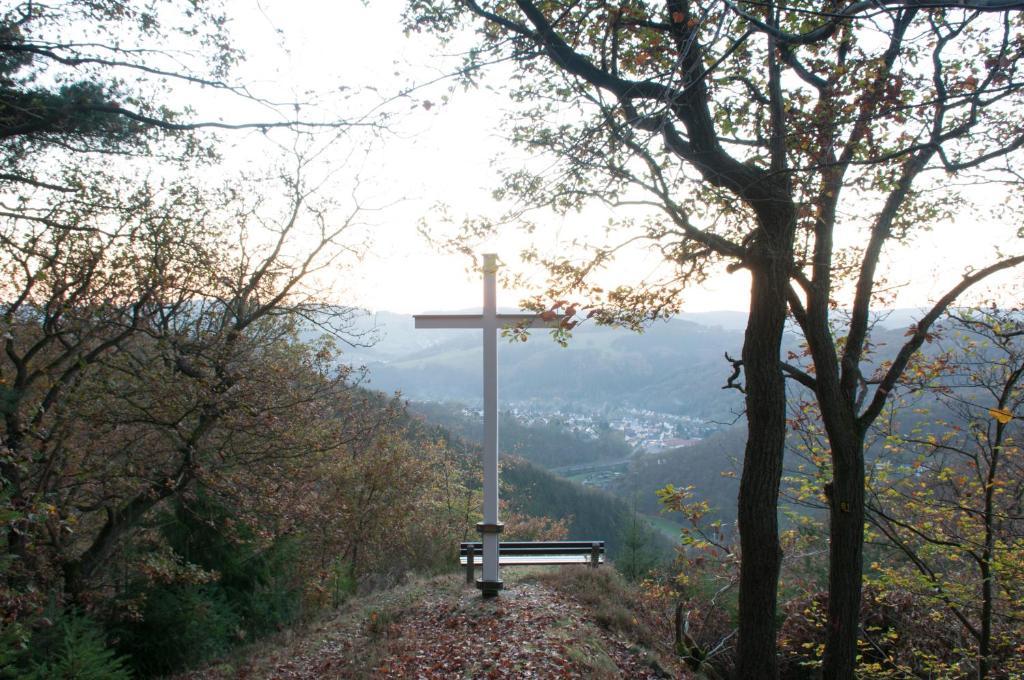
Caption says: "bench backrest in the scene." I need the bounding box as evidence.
[460,540,605,555]
[459,540,605,573]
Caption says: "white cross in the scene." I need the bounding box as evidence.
[415,253,560,596]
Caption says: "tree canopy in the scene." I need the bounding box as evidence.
[0,4,399,671]
[404,1,1024,676]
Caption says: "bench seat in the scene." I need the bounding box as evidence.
[463,554,598,565]
[459,540,605,571]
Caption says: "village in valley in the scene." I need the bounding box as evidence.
[452,402,721,490]
[462,403,718,452]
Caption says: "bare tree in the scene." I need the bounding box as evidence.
[0,0,369,192]
[0,151,373,599]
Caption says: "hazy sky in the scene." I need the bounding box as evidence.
[200,1,1020,316]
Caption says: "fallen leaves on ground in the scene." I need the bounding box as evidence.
[179,572,684,679]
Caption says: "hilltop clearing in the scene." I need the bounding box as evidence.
[179,569,689,679]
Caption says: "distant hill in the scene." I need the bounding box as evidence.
[501,456,673,564]
[406,403,673,565]
[334,309,940,419]
[342,314,750,418]
[610,425,840,535]
[611,426,745,521]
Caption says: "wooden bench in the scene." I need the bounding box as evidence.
[459,540,605,583]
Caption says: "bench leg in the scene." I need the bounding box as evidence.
[466,551,475,584]
[590,543,600,569]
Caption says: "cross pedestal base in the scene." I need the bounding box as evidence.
[475,579,504,597]
[475,521,504,597]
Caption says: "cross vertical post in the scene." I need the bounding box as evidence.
[414,253,561,597]
[479,253,502,594]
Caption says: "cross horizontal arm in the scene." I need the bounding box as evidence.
[414,314,484,329]
[414,313,566,330]
[497,313,566,329]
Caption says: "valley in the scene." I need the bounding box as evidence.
[350,310,933,551]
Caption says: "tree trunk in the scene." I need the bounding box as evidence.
[64,476,184,601]
[1,457,28,579]
[822,431,865,680]
[803,297,866,680]
[978,420,1002,680]
[2,417,31,587]
[978,556,992,680]
[735,247,790,680]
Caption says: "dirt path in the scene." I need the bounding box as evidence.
[181,573,683,679]
[369,579,670,678]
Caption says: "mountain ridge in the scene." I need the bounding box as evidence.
[334,307,942,418]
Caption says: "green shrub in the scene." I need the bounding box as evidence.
[226,536,303,635]
[115,495,306,675]
[24,611,131,680]
[0,620,28,679]
[116,584,239,676]
[162,496,303,634]
[328,559,356,608]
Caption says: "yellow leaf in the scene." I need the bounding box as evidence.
[989,407,1014,424]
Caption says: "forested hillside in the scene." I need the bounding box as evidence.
[612,426,745,520]
[501,457,672,566]
[0,297,670,678]
[411,401,631,468]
